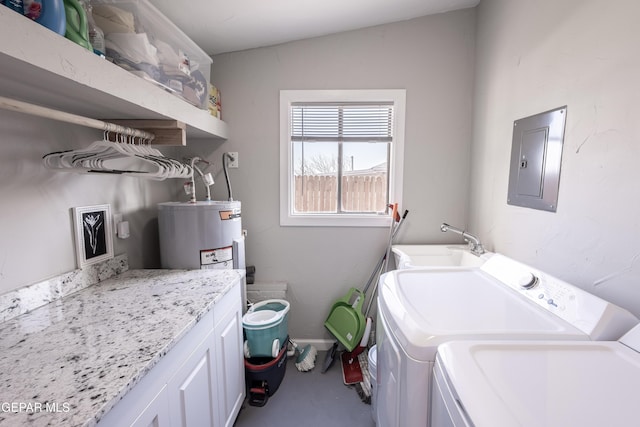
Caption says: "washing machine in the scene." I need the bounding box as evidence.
[433,323,640,426]
[376,254,638,427]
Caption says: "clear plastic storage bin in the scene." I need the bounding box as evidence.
[92,0,211,109]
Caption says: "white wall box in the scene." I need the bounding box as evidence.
[97,281,244,426]
[0,7,227,144]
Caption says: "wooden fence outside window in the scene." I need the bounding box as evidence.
[294,174,387,213]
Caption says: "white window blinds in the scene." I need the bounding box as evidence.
[290,103,394,142]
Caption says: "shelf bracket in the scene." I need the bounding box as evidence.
[108,120,186,146]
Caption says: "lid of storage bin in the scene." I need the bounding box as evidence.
[243,310,279,326]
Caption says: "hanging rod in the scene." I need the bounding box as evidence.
[0,95,155,141]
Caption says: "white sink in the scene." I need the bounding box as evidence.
[391,244,492,269]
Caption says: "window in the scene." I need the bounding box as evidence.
[280,90,405,227]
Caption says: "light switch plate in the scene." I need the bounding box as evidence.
[507,106,567,212]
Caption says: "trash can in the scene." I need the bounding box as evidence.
[369,345,378,423]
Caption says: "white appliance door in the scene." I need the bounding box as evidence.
[436,340,640,427]
[380,268,586,361]
[376,310,402,427]
[432,356,473,427]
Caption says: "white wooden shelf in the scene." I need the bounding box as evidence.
[0,8,228,143]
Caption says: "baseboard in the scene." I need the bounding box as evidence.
[289,338,337,351]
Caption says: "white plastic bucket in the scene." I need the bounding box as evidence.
[242,310,279,326]
[369,345,378,423]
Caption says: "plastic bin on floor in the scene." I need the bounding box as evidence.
[244,337,288,407]
[243,299,289,358]
[369,344,378,423]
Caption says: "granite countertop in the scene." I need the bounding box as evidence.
[0,268,244,427]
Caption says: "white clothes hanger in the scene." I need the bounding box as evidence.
[43,131,193,180]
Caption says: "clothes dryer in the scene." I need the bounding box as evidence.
[434,324,640,427]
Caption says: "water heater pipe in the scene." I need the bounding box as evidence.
[189,157,212,202]
[223,152,234,201]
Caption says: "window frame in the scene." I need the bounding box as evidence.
[280,89,405,227]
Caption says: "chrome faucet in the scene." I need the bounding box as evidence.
[440,223,485,256]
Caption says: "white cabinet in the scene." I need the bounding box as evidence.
[213,296,245,427]
[168,331,217,427]
[0,7,227,141]
[130,386,170,427]
[98,281,245,427]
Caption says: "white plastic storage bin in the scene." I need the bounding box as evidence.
[92,0,212,109]
[242,300,290,358]
[369,345,378,423]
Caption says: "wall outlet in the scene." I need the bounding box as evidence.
[227,152,239,168]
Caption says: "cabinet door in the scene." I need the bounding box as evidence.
[214,301,245,427]
[168,331,217,427]
[130,386,170,427]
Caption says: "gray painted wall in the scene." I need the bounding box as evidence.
[8,1,637,342]
[0,112,179,295]
[470,0,640,316]
[202,10,477,340]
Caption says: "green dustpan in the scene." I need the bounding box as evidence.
[324,287,366,352]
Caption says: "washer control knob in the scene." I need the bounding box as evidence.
[518,273,538,289]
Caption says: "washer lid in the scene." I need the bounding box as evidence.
[378,254,638,361]
[620,323,640,350]
[436,340,640,427]
[379,267,586,360]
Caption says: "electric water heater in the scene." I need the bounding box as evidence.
[158,201,245,270]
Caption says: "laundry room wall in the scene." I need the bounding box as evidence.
[0,111,178,296]
[470,0,640,315]
[200,9,477,341]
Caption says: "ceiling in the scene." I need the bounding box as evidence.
[148,0,480,56]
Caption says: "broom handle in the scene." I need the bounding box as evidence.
[383,204,399,274]
[364,209,409,317]
[362,208,408,295]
